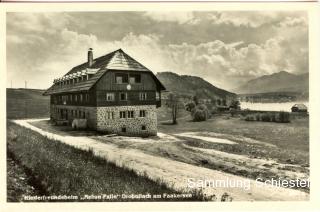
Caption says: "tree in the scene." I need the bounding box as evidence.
[192,104,209,122]
[222,99,227,106]
[230,100,241,110]
[193,95,199,105]
[166,93,183,125]
[185,102,196,112]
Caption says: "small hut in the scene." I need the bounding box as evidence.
[291,104,308,112]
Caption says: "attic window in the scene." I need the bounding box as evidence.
[115,73,128,84]
[129,74,141,84]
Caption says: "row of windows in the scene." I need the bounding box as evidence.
[54,108,146,120]
[55,108,88,119]
[55,73,142,87]
[55,94,89,104]
[106,92,148,101]
[56,75,92,87]
[121,125,146,133]
[119,110,146,119]
[54,91,160,104]
[115,73,141,84]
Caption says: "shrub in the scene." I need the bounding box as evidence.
[255,113,261,121]
[230,100,241,110]
[230,108,236,117]
[276,111,290,123]
[244,114,255,121]
[185,102,196,112]
[211,107,218,115]
[245,112,290,123]
[192,104,209,122]
[270,113,276,122]
[261,113,271,122]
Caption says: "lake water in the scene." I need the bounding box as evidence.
[240,101,309,112]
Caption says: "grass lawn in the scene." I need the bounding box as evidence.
[159,113,309,154]
[7,121,204,202]
[157,108,309,168]
[6,88,50,119]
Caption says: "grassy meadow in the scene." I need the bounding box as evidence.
[7,122,205,202]
[6,88,50,119]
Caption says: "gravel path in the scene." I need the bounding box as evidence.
[13,119,309,201]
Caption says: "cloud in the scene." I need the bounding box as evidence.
[6,12,308,90]
[7,13,71,34]
[278,16,307,27]
[206,11,308,28]
[143,11,194,24]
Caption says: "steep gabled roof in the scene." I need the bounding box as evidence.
[44,49,165,95]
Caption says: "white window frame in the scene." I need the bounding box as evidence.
[128,111,134,119]
[120,111,126,119]
[106,93,115,101]
[139,110,146,117]
[139,92,147,101]
[156,91,160,100]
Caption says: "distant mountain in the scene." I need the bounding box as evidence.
[156,72,236,100]
[233,71,309,94]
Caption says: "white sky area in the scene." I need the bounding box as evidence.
[6,11,308,90]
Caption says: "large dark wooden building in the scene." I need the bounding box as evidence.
[44,48,166,136]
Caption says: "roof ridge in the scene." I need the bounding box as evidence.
[44,48,166,95]
[64,48,120,76]
[119,49,152,72]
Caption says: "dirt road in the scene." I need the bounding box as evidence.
[13,119,309,201]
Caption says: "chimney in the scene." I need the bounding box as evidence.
[88,48,93,67]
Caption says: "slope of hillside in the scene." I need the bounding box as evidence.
[156,72,236,100]
[234,71,308,94]
[7,88,50,119]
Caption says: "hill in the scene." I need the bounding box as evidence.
[7,88,50,119]
[156,72,236,100]
[234,71,308,94]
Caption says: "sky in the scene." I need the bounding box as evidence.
[6,11,308,90]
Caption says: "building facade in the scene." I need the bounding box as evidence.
[44,48,166,136]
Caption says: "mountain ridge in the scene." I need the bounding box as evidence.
[156,72,236,100]
[233,71,308,94]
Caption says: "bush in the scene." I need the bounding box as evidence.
[185,102,196,112]
[244,114,255,121]
[276,111,290,123]
[261,113,271,122]
[245,112,290,123]
[192,104,209,122]
[211,107,218,115]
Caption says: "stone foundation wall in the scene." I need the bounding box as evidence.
[50,104,158,136]
[50,105,97,129]
[96,105,157,136]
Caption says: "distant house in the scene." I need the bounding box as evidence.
[44,48,166,136]
[291,104,308,112]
